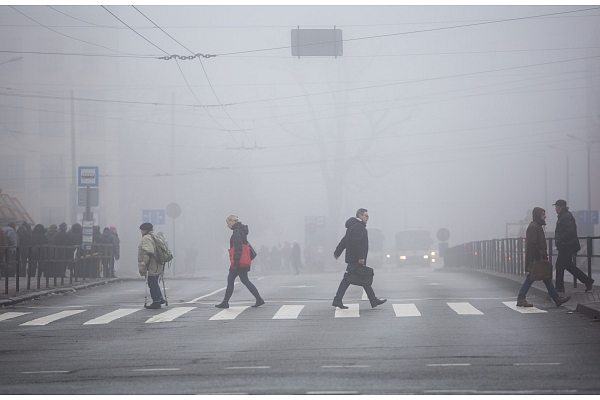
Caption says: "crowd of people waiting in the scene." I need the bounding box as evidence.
[254,241,303,275]
[0,221,120,279]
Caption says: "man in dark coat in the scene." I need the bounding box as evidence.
[332,208,386,309]
[516,207,570,307]
[553,200,594,294]
[54,223,70,277]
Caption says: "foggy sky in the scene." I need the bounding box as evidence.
[1,5,599,270]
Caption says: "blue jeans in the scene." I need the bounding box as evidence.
[223,269,261,302]
[518,274,558,301]
[148,275,164,303]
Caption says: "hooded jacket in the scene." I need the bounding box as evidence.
[229,221,250,270]
[334,217,369,264]
[525,207,547,271]
[555,207,580,253]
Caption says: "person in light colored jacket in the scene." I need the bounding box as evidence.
[138,222,165,309]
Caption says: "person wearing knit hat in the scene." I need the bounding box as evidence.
[138,222,165,309]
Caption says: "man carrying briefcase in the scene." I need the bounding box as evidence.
[332,208,386,309]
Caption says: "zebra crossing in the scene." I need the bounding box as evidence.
[0,300,552,327]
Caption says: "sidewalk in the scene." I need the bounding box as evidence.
[469,268,600,320]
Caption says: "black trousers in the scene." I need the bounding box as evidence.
[555,250,591,292]
[223,269,261,303]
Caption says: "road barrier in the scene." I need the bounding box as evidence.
[0,244,115,294]
[444,236,599,287]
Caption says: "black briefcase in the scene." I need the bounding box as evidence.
[346,263,374,287]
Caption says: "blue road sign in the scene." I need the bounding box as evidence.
[576,210,599,225]
[142,209,166,225]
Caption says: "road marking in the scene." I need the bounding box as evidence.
[514,363,561,366]
[186,282,240,303]
[145,307,195,323]
[425,390,577,394]
[362,289,368,300]
[447,302,484,315]
[321,365,370,368]
[280,285,314,288]
[393,303,421,317]
[210,306,249,321]
[427,364,471,367]
[22,370,70,374]
[0,312,31,322]
[503,301,547,313]
[335,303,359,318]
[20,310,86,326]
[132,368,180,372]
[307,392,359,395]
[83,309,139,325]
[224,366,270,370]
[273,305,304,319]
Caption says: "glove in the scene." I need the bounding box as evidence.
[138,262,147,276]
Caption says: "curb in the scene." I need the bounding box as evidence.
[465,268,600,319]
[0,277,134,308]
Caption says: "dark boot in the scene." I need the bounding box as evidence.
[251,298,265,308]
[145,302,161,309]
[215,302,229,309]
[332,299,348,309]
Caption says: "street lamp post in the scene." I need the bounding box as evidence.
[567,134,599,235]
[548,145,571,204]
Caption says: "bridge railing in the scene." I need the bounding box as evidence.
[444,236,599,288]
[0,244,115,295]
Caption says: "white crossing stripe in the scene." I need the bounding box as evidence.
[83,309,139,325]
[447,302,484,315]
[273,305,304,319]
[503,301,547,314]
[393,304,421,317]
[362,289,368,300]
[0,312,32,322]
[210,306,250,321]
[335,303,359,318]
[145,307,195,324]
[20,310,86,326]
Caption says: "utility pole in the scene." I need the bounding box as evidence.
[70,90,77,224]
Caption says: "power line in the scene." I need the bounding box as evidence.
[131,5,248,141]
[100,5,169,55]
[47,5,112,28]
[0,50,158,58]
[214,6,600,57]
[7,5,132,56]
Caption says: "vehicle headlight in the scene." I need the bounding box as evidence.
[399,256,406,260]
[432,259,436,262]
[423,255,429,259]
[431,251,435,256]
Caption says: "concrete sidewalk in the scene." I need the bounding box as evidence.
[469,267,600,320]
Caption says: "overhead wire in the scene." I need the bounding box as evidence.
[7,5,134,56]
[131,5,249,143]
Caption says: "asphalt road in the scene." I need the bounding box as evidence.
[1,264,599,395]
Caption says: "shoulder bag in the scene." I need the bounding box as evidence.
[529,260,553,281]
[346,263,375,287]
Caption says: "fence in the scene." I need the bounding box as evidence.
[443,236,599,288]
[0,243,115,294]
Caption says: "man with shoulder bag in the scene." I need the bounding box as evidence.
[332,208,386,309]
[516,207,570,307]
[138,222,166,309]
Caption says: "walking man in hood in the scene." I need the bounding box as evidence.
[332,208,387,309]
[553,199,594,295]
[517,207,571,307]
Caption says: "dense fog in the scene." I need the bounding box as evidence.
[1,5,599,273]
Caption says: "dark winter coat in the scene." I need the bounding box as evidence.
[229,221,250,271]
[334,217,369,264]
[30,224,49,262]
[97,229,118,259]
[555,208,580,254]
[525,207,547,272]
[17,224,32,247]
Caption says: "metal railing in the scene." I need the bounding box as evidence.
[443,236,598,287]
[0,243,115,295]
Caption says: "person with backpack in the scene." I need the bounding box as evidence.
[215,215,264,309]
[138,222,166,309]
